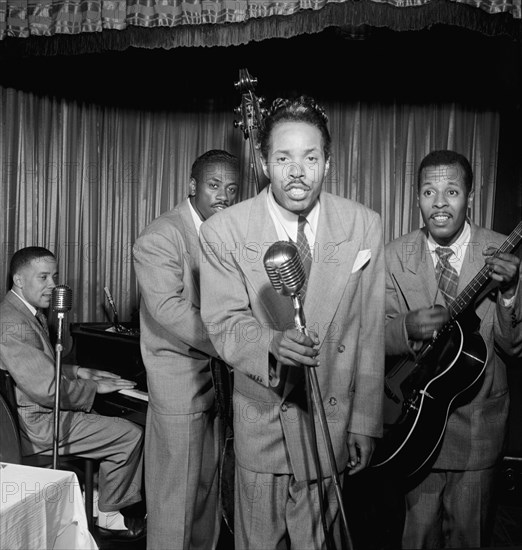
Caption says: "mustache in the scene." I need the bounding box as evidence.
[283,181,310,191]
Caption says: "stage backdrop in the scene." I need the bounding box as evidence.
[0,85,499,327]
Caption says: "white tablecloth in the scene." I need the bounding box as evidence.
[0,462,98,550]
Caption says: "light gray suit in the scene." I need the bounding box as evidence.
[385,222,522,548]
[199,188,385,548]
[133,199,221,550]
[0,290,144,513]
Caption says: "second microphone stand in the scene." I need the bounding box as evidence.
[52,309,65,469]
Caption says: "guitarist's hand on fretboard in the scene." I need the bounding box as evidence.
[483,246,521,299]
[405,304,450,342]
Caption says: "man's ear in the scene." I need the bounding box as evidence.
[189,178,197,197]
[467,190,475,210]
[12,273,22,289]
[261,158,270,180]
[325,158,330,178]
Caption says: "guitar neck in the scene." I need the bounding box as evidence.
[449,220,522,319]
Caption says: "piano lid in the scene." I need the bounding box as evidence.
[69,322,147,393]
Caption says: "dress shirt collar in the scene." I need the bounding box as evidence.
[188,197,204,236]
[10,288,37,316]
[426,220,471,275]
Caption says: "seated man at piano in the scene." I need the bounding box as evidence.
[384,150,522,549]
[0,246,147,541]
[133,149,240,550]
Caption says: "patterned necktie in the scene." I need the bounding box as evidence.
[295,215,312,300]
[35,309,50,337]
[435,247,459,306]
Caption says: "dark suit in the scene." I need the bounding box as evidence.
[0,290,144,513]
[385,222,522,548]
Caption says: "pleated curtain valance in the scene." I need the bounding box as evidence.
[0,0,520,54]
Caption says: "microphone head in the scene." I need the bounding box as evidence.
[51,285,72,313]
[263,241,306,296]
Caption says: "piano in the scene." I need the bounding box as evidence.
[68,323,147,426]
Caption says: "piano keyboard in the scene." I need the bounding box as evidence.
[118,388,149,402]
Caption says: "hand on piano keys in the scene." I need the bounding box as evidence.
[118,388,149,402]
[77,368,138,395]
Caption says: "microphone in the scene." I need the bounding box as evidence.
[264,241,307,332]
[51,284,72,314]
[104,286,120,327]
[263,241,306,297]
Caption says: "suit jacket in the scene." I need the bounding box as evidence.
[199,188,385,481]
[133,199,218,415]
[0,291,97,454]
[385,222,522,469]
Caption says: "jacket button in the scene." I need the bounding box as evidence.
[281,403,288,412]
[337,345,345,353]
[329,397,337,406]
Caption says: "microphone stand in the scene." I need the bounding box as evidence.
[292,293,353,550]
[52,310,65,469]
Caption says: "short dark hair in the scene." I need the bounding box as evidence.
[258,96,331,161]
[10,246,55,284]
[190,149,239,184]
[418,150,473,193]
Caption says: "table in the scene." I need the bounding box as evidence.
[0,462,98,550]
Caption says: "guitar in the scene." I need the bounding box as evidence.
[214,69,268,534]
[371,221,522,478]
[233,67,268,194]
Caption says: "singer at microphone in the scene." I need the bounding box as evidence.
[199,96,385,550]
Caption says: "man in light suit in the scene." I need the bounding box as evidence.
[199,96,385,550]
[385,150,522,548]
[0,246,146,540]
[133,149,240,550]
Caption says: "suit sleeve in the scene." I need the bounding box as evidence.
[495,275,522,357]
[0,319,97,410]
[133,225,217,357]
[349,213,386,438]
[199,221,273,385]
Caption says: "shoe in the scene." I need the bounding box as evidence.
[95,514,146,542]
[97,510,126,530]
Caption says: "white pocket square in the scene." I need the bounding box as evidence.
[352,249,371,273]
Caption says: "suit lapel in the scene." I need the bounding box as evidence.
[457,222,486,295]
[244,189,294,329]
[304,195,358,347]
[179,199,203,302]
[7,292,54,356]
[394,229,444,310]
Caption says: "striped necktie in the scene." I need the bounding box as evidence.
[435,247,459,306]
[35,309,50,337]
[295,215,312,299]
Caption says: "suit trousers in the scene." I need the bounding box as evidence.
[27,411,144,512]
[235,464,343,550]
[402,467,496,549]
[145,406,221,550]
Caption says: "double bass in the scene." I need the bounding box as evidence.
[233,68,268,194]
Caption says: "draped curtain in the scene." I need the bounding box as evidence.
[0,0,520,55]
[0,86,499,326]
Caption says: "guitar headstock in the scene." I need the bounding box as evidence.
[233,68,266,140]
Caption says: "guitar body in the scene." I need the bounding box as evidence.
[372,309,487,477]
